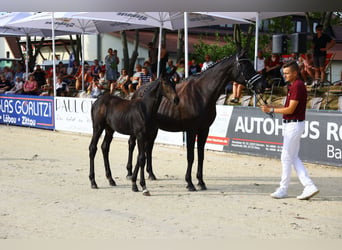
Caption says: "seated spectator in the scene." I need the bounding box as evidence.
[176,59,185,79]
[189,58,201,76]
[201,54,214,71]
[0,74,13,93]
[91,59,102,80]
[301,53,315,84]
[23,74,39,95]
[265,53,284,86]
[129,64,142,93]
[56,61,67,79]
[3,66,13,83]
[115,69,130,95]
[13,67,24,84]
[56,76,69,96]
[166,59,175,74]
[98,71,109,94]
[138,66,154,88]
[40,78,53,96]
[230,81,245,103]
[87,78,102,98]
[5,76,23,95]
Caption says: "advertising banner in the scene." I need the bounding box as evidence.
[219,106,342,167]
[54,97,184,146]
[0,94,54,130]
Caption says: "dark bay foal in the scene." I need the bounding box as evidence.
[89,70,179,195]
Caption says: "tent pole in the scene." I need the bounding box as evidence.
[52,12,56,97]
[184,12,189,78]
[253,12,260,107]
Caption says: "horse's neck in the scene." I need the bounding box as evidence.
[194,58,234,102]
[142,82,163,115]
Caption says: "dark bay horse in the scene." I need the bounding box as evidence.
[126,50,267,191]
[89,71,179,195]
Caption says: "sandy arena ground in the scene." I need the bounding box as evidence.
[0,125,342,239]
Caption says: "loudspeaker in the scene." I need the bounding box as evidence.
[272,34,288,54]
[290,33,307,54]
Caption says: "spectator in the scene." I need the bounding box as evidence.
[0,74,13,93]
[265,53,284,87]
[105,48,120,87]
[189,58,201,76]
[98,71,109,94]
[201,54,214,71]
[115,68,130,96]
[87,78,102,98]
[147,42,158,78]
[91,59,102,80]
[3,66,13,83]
[129,64,142,93]
[230,82,245,103]
[312,24,336,84]
[5,76,23,95]
[255,50,266,74]
[301,53,315,84]
[23,74,39,95]
[56,61,67,79]
[138,66,154,88]
[159,44,168,76]
[176,59,185,79]
[32,65,46,89]
[40,78,53,96]
[56,76,69,96]
[166,59,175,74]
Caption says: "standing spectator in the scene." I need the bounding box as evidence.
[189,58,201,76]
[91,59,102,80]
[23,74,39,95]
[32,65,46,89]
[147,42,158,78]
[255,50,266,74]
[260,61,319,200]
[312,24,336,84]
[201,54,214,71]
[105,48,120,87]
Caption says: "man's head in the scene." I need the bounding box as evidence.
[315,24,323,33]
[282,61,299,83]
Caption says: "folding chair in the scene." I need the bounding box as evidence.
[241,95,252,107]
[310,97,323,110]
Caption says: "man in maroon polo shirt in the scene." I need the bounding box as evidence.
[260,61,319,200]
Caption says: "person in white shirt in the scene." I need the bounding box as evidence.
[5,76,23,94]
[256,50,265,74]
[201,54,214,71]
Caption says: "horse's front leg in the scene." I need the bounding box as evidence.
[126,135,136,180]
[89,128,104,189]
[196,128,209,190]
[185,131,196,191]
[101,128,116,186]
[146,130,158,180]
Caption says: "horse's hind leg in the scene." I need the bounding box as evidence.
[185,131,196,191]
[126,135,136,180]
[89,128,104,189]
[101,127,116,186]
[132,139,149,195]
[196,128,209,190]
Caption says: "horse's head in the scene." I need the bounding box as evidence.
[160,67,180,105]
[233,50,267,94]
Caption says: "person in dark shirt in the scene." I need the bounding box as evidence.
[260,61,319,200]
[189,58,201,76]
[311,24,336,84]
[32,65,46,88]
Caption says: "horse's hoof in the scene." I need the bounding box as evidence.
[142,189,151,196]
[148,174,157,181]
[198,183,207,190]
[126,175,132,180]
[186,185,197,192]
[132,185,139,192]
[109,179,116,186]
[91,183,98,189]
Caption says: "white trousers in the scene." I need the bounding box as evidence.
[280,121,314,190]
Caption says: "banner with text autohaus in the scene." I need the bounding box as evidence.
[0,94,54,130]
[222,106,342,167]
